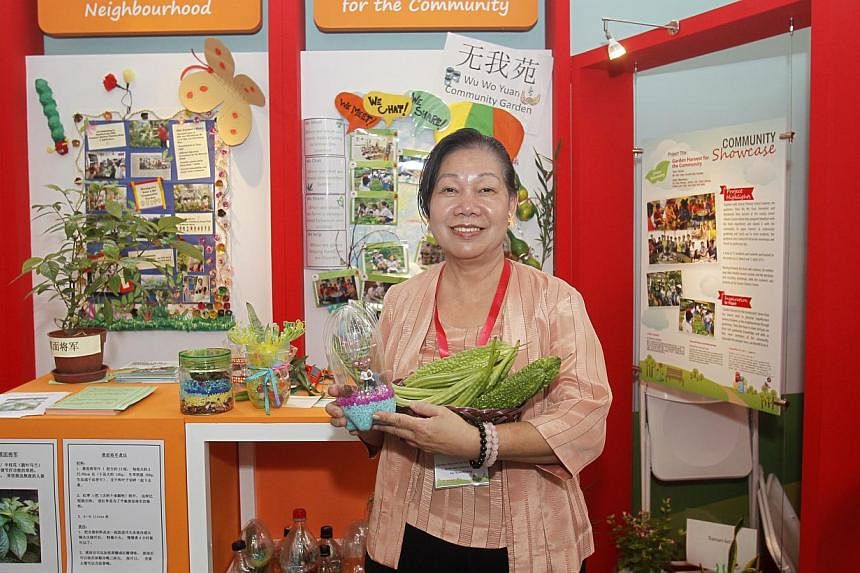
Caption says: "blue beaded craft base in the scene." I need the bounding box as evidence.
[343,396,395,432]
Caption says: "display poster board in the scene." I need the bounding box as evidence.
[638,119,787,415]
[300,41,553,365]
[26,53,271,374]
[0,440,62,572]
[63,440,166,573]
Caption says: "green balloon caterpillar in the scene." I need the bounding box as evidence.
[34,78,69,155]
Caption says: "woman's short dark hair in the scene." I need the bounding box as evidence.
[417,128,517,220]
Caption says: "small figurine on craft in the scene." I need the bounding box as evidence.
[324,300,394,431]
[178,37,266,146]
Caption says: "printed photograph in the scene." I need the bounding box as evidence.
[85,150,126,180]
[86,183,127,212]
[0,398,44,412]
[648,229,718,265]
[313,273,359,307]
[647,192,716,232]
[416,236,446,268]
[362,243,408,276]
[351,194,397,225]
[173,183,214,212]
[131,152,173,180]
[352,165,396,193]
[647,193,718,265]
[679,298,716,337]
[176,250,205,274]
[140,274,180,305]
[129,119,170,148]
[362,279,397,305]
[350,129,397,163]
[646,270,683,307]
[182,274,212,304]
[398,149,428,184]
[0,489,41,563]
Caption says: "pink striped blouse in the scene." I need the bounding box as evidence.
[367,261,612,572]
[406,321,506,548]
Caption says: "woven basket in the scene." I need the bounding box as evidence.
[392,378,525,424]
[395,404,524,425]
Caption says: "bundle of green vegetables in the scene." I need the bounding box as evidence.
[393,339,561,410]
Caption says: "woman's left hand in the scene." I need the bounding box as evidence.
[372,401,479,459]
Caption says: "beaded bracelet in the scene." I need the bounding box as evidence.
[484,422,499,468]
[469,419,488,469]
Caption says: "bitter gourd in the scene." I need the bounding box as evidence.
[471,356,562,409]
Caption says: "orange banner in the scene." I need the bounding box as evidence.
[38,0,261,36]
[314,0,537,31]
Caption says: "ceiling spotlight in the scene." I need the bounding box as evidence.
[602,17,680,60]
[606,36,626,60]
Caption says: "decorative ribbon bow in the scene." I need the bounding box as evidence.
[245,367,282,415]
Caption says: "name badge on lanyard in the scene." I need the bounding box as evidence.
[433,454,489,489]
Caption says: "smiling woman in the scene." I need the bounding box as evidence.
[325,128,612,573]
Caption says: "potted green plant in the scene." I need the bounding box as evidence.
[607,498,683,573]
[20,183,200,382]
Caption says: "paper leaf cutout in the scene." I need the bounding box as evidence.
[411,90,450,132]
[362,91,412,128]
[335,91,382,133]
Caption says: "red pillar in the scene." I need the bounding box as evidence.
[800,0,860,566]
[268,0,307,352]
[569,63,634,571]
[2,0,42,389]
[547,0,572,282]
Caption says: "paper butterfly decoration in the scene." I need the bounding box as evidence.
[178,38,265,146]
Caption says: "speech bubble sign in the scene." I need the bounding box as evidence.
[411,90,450,132]
[362,91,412,127]
[335,91,382,133]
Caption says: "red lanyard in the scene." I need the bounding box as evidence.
[434,259,511,358]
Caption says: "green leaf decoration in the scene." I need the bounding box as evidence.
[645,160,670,184]
[247,302,264,339]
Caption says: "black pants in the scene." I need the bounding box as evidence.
[365,524,509,573]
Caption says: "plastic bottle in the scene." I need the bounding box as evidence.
[228,539,256,573]
[318,525,342,573]
[318,544,340,573]
[279,508,320,573]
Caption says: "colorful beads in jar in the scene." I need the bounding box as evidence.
[245,363,290,410]
[179,348,233,414]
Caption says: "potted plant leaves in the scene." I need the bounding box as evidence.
[607,498,683,573]
[20,184,201,382]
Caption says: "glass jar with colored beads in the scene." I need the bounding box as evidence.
[179,348,233,415]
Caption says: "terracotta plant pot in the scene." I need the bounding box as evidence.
[48,327,107,383]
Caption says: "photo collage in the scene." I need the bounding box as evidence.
[350,129,399,227]
[308,128,436,312]
[646,192,718,265]
[83,118,222,309]
[645,192,719,338]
